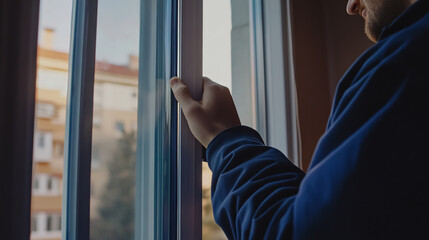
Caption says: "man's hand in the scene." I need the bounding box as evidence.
[170,77,241,148]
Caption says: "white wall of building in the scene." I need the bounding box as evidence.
[36,69,69,97]
[97,82,138,112]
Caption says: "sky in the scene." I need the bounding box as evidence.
[38,0,232,88]
[38,0,73,52]
[39,0,140,65]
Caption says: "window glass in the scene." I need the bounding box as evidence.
[90,0,140,239]
[33,175,40,190]
[47,176,53,190]
[31,0,72,239]
[38,133,45,148]
[115,121,125,133]
[47,213,62,232]
[47,215,53,231]
[202,0,255,239]
[31,215,38,232]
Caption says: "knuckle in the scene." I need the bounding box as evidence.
[212,85,230,96]
[221,86,230,93]
[209,84,223,93]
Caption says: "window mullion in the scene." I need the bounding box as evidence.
[62,0,98,239]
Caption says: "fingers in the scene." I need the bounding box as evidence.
[170,77,197,109]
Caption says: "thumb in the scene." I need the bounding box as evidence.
[170,77,196,108]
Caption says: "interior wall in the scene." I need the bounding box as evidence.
[289,0,373,171]
[321,0,373,100]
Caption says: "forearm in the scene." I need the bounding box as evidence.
[206,126,305,239]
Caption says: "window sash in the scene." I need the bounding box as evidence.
[59,0,300,239]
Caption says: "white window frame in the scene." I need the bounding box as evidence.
[177,0,203,239]
[260,0,301,166]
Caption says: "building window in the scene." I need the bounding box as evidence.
[34,131,53,162]
[47,177,53,190]
[47,213,61,232]
[32,174,45,195]
[33,176,40,190]
[46,215,53,231]
[54,142,64,158]
[115,121,125,133]
[32,174,60,195]
[91,145,100,170]
[31,215,38,232]
[36,102,56,118]
[38,133,45,148]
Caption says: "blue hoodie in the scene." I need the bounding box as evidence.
[206,1,429,239]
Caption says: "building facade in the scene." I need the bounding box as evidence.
[31,34,139,239]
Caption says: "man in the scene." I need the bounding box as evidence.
[171,0,429,239]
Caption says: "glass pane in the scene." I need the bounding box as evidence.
[135,0,176,239]
[202,0,255,239]
[31,0,72,239]
[90,0,140,239]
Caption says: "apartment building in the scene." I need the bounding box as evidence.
[30,30,139,240]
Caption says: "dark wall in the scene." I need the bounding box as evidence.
[289,0,373,170]
[289,0,331,171]
[0,0,40,238]
[322,0,373,100]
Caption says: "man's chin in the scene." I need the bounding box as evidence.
[365,28,378,43]
[365,21,381,43]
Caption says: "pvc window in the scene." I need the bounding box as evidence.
[61,0,179,239]
[31,0,301,240]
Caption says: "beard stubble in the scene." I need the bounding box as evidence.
[363,0,410,42]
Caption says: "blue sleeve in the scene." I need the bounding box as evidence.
[206,9,429,239]
[207,94,429,240]
[206,41,429,240]
[206,126,305,240]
